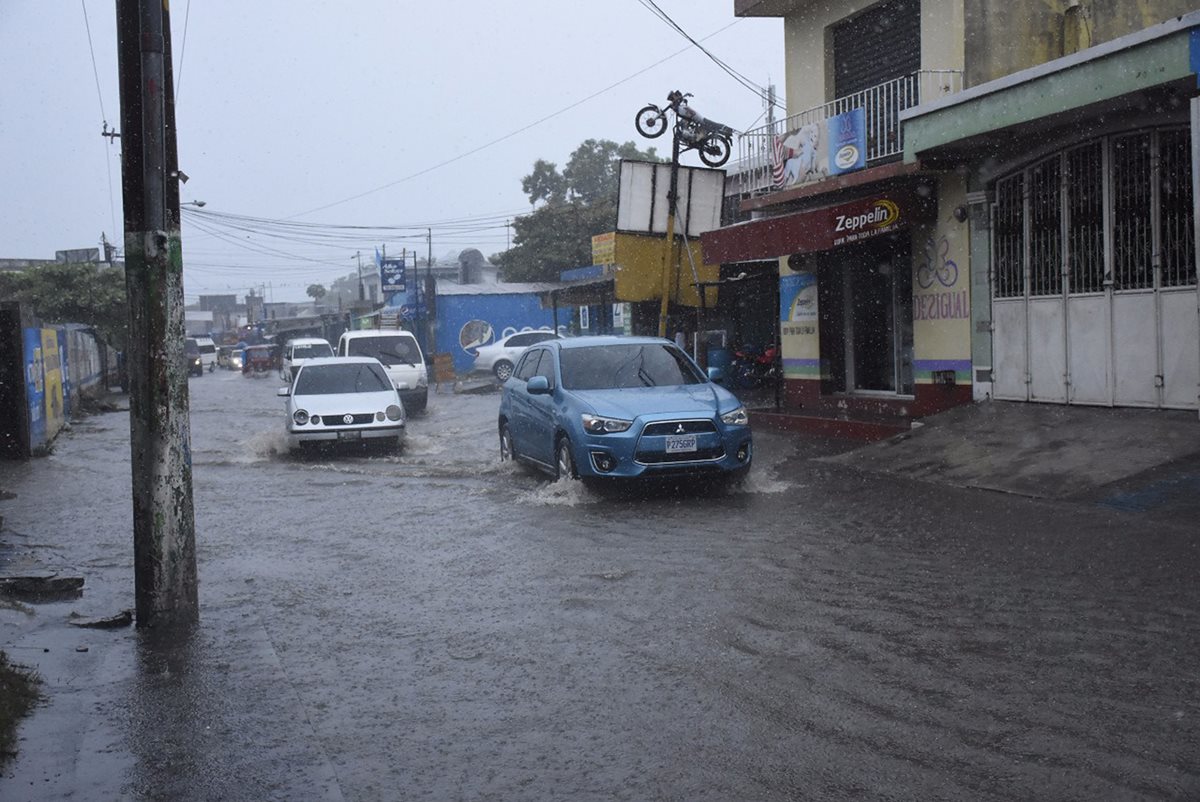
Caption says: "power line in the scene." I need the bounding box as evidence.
[633,0,781,114]
[80,0,107,123]
[286,20,742,219]
[81,0,120,247]
[174,0,193,104]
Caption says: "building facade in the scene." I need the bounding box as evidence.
[701,0,1200,437]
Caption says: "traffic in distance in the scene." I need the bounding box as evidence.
[206,332,753,487]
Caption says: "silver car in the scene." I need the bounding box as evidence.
[278,357,406,453]
[471,329,561,381]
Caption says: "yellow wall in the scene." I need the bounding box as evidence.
[41,329,65,439]
[964,0,1198,86]
[909,176,971,384]
[611,232,719,307]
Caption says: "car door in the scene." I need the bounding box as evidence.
[523,348,560,466]
[507,348,541,456]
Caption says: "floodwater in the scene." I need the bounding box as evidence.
[1,370,1198,801]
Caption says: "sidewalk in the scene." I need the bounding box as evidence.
[817,399,1200,510]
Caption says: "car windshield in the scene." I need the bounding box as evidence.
[294,363,391,395]
[347,337,419,366]
[292,343,333,359]
[559,344,705,390]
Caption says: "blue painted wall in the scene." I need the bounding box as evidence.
[436,293,559,374]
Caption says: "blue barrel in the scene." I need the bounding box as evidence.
[707,347,732,373]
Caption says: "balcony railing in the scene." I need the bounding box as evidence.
[736,70,964,198]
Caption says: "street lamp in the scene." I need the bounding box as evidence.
[181,200,206,207]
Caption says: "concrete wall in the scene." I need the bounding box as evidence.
[963,0,1198,86]
[782,0,965,113]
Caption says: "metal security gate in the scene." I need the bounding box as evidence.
[991,130,1200,410]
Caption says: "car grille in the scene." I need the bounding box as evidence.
[635,445,726,464]
[641,419,717,437]
[318,413,374,426]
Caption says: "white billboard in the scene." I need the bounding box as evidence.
[616,160,724,238]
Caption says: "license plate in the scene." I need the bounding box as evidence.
[665,434,697,453]
[337,430,362,441]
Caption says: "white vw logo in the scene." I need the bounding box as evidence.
[343,414,354,424]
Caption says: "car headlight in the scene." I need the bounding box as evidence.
[720,407,749,426]
[581,413,632,434]
[293,409,309,425]
[385,404,404,421]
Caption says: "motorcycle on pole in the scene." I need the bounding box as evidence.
[635,90,734,168]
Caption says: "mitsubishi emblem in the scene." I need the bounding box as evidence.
[675,424,685,434]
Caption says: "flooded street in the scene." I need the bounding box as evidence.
[2,372,1199,801]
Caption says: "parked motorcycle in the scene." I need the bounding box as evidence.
[635,90,733,168]
[730,343,780,389]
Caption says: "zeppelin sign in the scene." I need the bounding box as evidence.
[700,189,934,264]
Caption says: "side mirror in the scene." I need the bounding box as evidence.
[276,387,290,397]
[526,375,551,395]
[707,366,726,385]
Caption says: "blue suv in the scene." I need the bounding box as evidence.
[498,336,752,485]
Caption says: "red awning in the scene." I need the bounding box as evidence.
[701,186,937,264]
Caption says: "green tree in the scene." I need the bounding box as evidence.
[306,283,327,302]
[0,262,129,349]
[500,139,662,283]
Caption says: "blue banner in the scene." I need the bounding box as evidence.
[827,107,866,176]
[380,257,407,293]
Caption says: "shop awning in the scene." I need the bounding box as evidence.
[700,186,936,264]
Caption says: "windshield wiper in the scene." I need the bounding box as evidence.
[637,367,656,387]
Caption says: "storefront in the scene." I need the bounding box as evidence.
[902,13,1200,413]
[703,182,972,435]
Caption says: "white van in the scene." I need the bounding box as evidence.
[281,337,334,382]
[194,336,218,372]
[336,329,428,414]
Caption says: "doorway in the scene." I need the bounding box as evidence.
[818,235,913,395]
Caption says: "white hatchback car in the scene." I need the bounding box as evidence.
[471,329,561,381]
[280,336,334,382]
[278,357,406,453]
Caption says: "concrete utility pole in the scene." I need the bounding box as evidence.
[658,130,682,338]
[116,0,199,627]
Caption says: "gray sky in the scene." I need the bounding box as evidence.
[0,2,783,302]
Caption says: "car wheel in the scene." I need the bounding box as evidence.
[555,436,576,481]
[499,422,515,462]
[493,360,514,382]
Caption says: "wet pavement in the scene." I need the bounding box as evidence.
[1,371,1198,801]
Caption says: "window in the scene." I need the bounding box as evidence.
[1028,156,1063,296]
[1066,142,1105,294]
[534,350,556,387]
[514,349,543,381]
[992,128,1194,298]
[993,174,1024,298]
[295,363,391,395]
[1111,133,1153,290]
[1159,128,1196,288]
[559,344,705,390]
[346,336,420,366]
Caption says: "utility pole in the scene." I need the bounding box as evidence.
[658,128,682,338]
[426,228,434,354]
[356,250,364,301]
[116,0,198,627]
